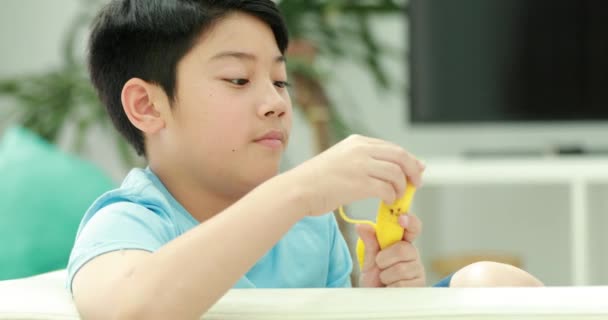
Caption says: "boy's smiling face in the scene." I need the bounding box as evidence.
[155,12,292,196]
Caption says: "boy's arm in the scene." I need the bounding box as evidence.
[72,173,307,320]
[72,135,424,319]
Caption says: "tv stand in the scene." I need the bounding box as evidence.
[463,145,608,158]
[418,156,608,285]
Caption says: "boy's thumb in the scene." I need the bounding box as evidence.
[355,224,380,272]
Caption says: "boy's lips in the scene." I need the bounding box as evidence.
[254,130,285,149]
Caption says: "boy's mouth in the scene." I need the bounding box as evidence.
[254,129,285,149]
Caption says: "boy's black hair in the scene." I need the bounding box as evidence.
[88,0,289,156]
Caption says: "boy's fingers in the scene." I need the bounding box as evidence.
[369,144,424,188]
[355,224,380,272]
[376,241,418,270]
[388,277,426,288]
[399,214,422,242]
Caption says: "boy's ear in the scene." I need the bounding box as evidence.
[121,78,166,134]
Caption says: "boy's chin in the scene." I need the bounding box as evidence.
[246,167,280,185]
[256,168,281,182]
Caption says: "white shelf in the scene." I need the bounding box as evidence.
[418,156,608,286]
[423,157,608,185]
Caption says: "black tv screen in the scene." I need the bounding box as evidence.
[409,0,608,124]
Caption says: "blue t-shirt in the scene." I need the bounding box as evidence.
[66,168,353,292]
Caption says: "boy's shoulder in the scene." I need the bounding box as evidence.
[66,168,193,292]
[88,167,167,214]
[79,167,196,231]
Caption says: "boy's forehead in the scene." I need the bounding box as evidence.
[190,13,281,61]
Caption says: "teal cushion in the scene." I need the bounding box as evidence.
[0,126,115,280]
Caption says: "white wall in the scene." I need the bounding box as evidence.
[0,0,78,130]
[0,1,81,75]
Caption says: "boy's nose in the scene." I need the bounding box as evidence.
[258,85,288,118]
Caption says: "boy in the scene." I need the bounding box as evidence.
[68,0,542,319]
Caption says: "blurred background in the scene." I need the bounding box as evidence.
[1,0,608,287]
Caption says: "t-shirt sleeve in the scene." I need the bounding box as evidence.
[326,213,353,288]
[66,201,174,293]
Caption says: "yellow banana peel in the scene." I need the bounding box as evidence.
[338,183,416,269]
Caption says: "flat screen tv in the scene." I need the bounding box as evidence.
[407,0,608,156]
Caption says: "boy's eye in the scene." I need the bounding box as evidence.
[274,81,291,89]
[227,79,249,86]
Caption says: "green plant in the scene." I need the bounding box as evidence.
[280,0,404,87]
[0,1,139,165]
[0,0,406,165]
[279,0,406,145]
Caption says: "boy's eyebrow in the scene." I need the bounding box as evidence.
[210,51,286,63]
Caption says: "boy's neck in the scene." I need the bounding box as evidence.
[150,164,242,222]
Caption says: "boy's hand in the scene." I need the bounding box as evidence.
[287,134,425,218]
[356,214,426,287]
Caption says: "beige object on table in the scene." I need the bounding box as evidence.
[432,253,523,278]
[1,270,608,320]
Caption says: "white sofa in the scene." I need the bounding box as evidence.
[1,270,608,319]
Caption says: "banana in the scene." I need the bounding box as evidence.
[338,182,416,270]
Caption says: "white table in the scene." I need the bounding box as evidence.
[2,271,608,319]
